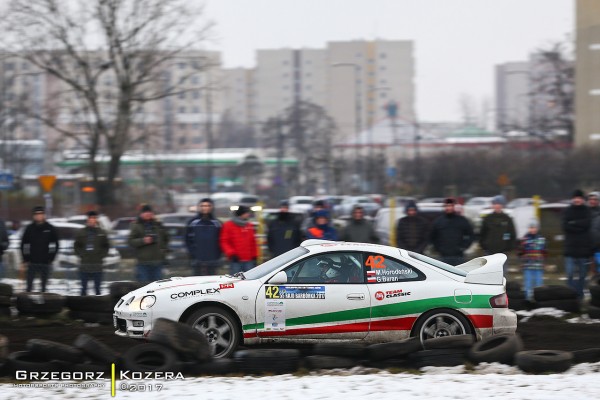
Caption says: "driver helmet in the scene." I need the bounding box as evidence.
[317,258,343,280]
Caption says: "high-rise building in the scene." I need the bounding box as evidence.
[495,62,530,131]
[575,0,600,147]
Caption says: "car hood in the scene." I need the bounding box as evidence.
[139,275,243,293]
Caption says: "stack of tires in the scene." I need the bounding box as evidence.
[109,281,145,304]
[587,275,600,319]
[533,285,580,313]
[505,281,531,311]
[15,292,65,316]
[0,283,13,317]
[66,295,115,325]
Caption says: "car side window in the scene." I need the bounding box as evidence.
[285,252,365,284]
[363,253,425,284]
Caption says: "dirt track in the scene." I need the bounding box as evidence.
[2,316,599,355]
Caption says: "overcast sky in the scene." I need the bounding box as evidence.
[203,0,573,123]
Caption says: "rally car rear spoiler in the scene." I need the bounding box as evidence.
[458,253,507,285]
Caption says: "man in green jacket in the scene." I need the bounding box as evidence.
[479,195,516,272]
[128,204,170,283]
[74,210,110,295]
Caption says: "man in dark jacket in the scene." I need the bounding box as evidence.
[74,210,110,295]
[20,206,60,292]
[128,204,170,283]
[396,200,429,253]
[186,198,222,275]
[0,218,8,279]
[267,200,302,257]
[479,195,516,272]
[562,189,593,298]
[340,205,379,244]
[430,198,474,266]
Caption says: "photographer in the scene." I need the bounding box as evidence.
[128,204,170,282]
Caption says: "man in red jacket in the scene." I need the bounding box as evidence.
[220,205,258,274]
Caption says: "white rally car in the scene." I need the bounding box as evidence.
[114,240,517,358]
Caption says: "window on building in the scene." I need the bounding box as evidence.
[193,136,202,144]
[179,91,186,99]
[193,90,200,99]
[179,106,186,113]
[192,106,200,114]
[192,123,200,129]
[192,75,199,84]
[179,136,187,145]
[179,62,187,69]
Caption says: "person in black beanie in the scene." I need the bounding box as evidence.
[562,189,593,298]
[20,206,60,292]
[74,210,110,295]
[128,204,170,282]
[396,200,429,253]
[430,198,474,265]
[185,198,222,275]
[267,200,302,257]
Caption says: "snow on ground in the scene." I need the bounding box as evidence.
[3,362,600,399]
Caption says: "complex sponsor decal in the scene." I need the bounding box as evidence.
[366,254,416,283]
[219,283,235,289]
[384,289,412,298]
[374,291,385,301]
[170,288,220,300]
[265,300,286,331]
[265,285,325,299]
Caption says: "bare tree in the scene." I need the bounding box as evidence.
[262,101,337,195]
[1,0,213,204]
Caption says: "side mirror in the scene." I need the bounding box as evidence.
[268,271,288,284]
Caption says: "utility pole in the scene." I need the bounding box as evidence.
[275,118,285,200]
[205,84,214,194]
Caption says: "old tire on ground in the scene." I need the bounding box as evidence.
[0,334,8,360]
[183,358,237,375]
[408,348,467,368]
[412,309,473,344]
[26,339,85,364]
[184,307,240,359]
[0,295,12,307]
[589,285,600,303]
[312,343,367,359]
[533,285,578,302]
[234,349,300,374]
[467,334,524,365]
[7,351,60,373]
[572,348,600,364]
[515,350,573,373]
[73,334,120,365]
[15,292,65,315]
[423,334,474,350]
[68,310,114,325]
[110,281,145,302]
[149,318,211,362]
[304,355,358,370]
[509,298,532,311]
[367,337,422,361]
[507,290,526,300]
[0,306,10,317]
[66,295,115,313]
[122,343,180,373]
[0,283,13,297]
[533,299,580,313]
[506,281,522,293]
[587,304,600,319]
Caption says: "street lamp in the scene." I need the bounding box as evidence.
[332,62,362,193]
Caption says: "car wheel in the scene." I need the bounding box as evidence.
[412,309,473,344]
[185,307,240,359]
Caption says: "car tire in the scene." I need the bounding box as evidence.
[0,283,13,297]
[122,343,180,373]
[411,309,473,344]
[515,350,573,373]
[68,310,114,325]
[423,334,474,350]
[533,285,578,301]
[26,339,85,364]
[15,292,65,315]
[467,334,524,365]
[148,318,211,362]
[304,355,358,370]
[66,295,115,313]
[234,349,300,374]
[408,348,467,368]
[533,298,581,313]
[73,334,120,365]
[184,307,240,359]
[367,337,422,361]
[572,348,600,364]
[312,343,367,359]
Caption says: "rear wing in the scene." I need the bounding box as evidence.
[458,253,507,285]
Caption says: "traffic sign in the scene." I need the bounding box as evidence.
[0,172,14,190]
[38,175,57,192]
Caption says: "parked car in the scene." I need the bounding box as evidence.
[114,239,517,358]
[375,203,444,246]
[336,196,381,217]
[210,192,260,218]
[155,213,195,224]
[109,217,136,258]
[163,223,190,269]
[66,214,112,231]
[6,221,121,272]
[288,196,315,214]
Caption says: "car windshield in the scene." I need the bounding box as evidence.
[295,199,312,204]
[243,247,309,280]
[407,251,467,277]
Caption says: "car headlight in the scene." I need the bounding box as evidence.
[251,205,262,212]
[140,295,156,310]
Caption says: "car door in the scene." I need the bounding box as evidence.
[255,251,370,340]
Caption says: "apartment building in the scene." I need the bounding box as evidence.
[495,62,530,131]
